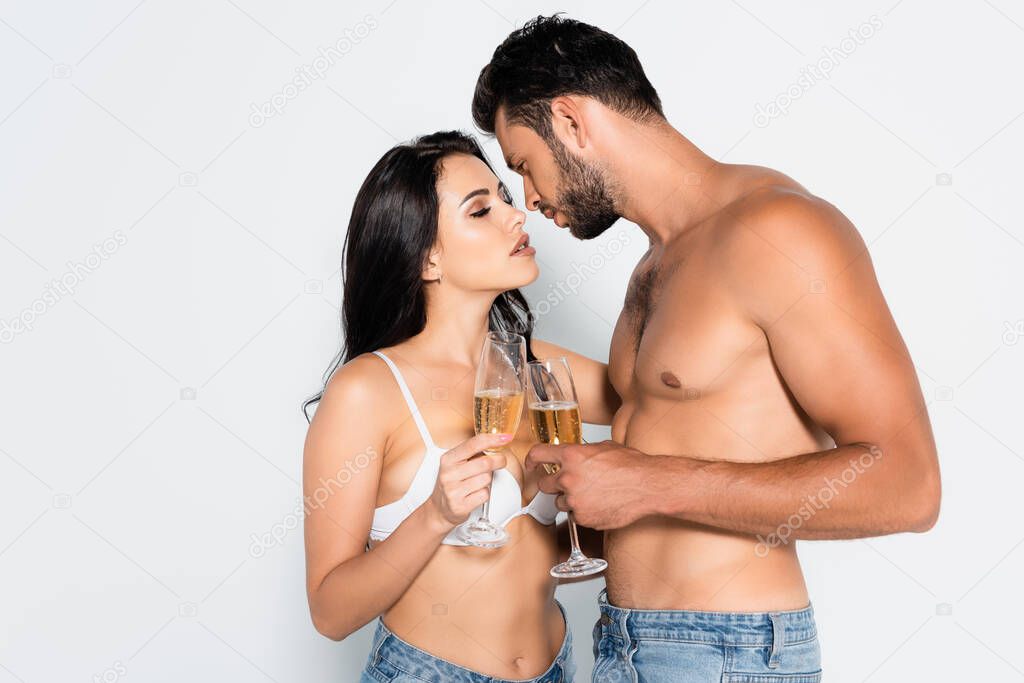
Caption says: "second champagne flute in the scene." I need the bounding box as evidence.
[527,357,608,578]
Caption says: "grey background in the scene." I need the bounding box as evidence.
[1,1,1022,681]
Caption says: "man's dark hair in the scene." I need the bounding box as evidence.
[472,14,664,140]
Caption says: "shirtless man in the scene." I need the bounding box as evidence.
[472,15,941,681]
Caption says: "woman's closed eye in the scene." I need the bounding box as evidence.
[469,190,514,218]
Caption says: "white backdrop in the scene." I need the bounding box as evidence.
[1,1,1022,681]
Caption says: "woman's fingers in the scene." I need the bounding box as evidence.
[436,435,515,519]
[454,451,506,479]
[442,433,512,465]
[458,472,494,497]
[464,487,490,509]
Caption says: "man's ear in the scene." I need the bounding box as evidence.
[549,96,588,151]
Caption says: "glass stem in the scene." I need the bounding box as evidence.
[567,513,586,560]
[567,438,589,561]
[478,447,498,523]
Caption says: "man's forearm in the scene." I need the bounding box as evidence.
[644,441,940,540]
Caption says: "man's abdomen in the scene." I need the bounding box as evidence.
[604,518,809,611]
[606,395,823,612]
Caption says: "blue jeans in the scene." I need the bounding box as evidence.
[360,600,576,682]
[591,590,821,682]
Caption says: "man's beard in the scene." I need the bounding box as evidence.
[548,139,620,240]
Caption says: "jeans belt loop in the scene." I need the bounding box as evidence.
[619,606,631,648]
[767,612,784,669]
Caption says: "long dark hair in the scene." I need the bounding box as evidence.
[303,130,536,422]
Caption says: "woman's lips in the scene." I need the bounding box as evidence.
[512,245,536,257]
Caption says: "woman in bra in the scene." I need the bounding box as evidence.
[302,130,619,682]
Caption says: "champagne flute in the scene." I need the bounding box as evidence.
[456,330,527,548]
[527,357,608,578]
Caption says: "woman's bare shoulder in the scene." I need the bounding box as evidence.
[315,352,398,431]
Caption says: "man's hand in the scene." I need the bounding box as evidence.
[525,439,664,530]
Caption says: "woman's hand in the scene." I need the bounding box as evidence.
[424,432,512,530]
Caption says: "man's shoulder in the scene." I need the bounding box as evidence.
[711,167,863,277]
[715,165,822,233]
[718,163,806,201]
[704,166,869,325]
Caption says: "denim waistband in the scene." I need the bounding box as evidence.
[368,599,573,682]
[596,589,817,646]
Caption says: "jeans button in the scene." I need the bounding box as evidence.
[599,614,613,626]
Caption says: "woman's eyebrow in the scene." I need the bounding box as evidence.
[459,188,490,206]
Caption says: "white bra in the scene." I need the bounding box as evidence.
[368,350,559,546]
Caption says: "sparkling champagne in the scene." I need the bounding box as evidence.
[474,390,524,443]
[528,400,582,474]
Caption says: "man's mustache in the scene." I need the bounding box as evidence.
[538,201,556,215]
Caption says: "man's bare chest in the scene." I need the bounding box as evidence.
[608,249,765,404]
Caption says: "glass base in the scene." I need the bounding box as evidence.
[550,556,607,579]
[456,519,509,548]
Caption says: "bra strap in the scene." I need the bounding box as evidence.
[371,351,438,450]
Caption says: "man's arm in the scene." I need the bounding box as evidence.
[527,189,941,538]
